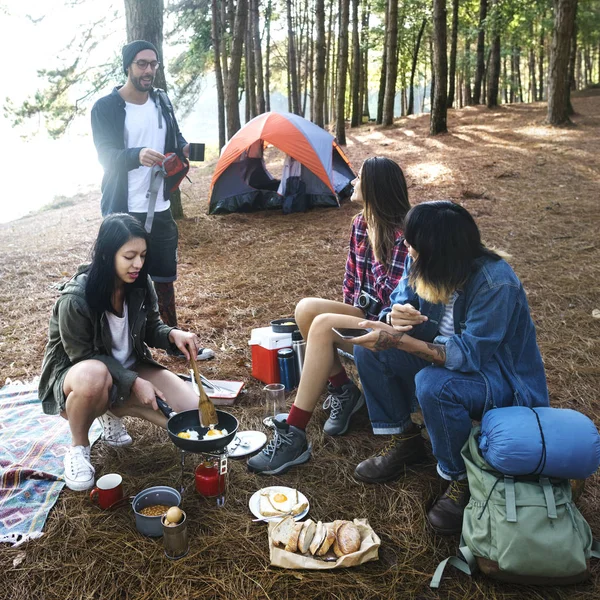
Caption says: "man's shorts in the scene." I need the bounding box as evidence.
[130,209,178,282]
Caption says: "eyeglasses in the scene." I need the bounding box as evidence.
[132,60,160,71]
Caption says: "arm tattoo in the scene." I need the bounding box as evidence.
[373,331,405,351]
[426,342,446,364]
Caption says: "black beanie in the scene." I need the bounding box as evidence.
[122,40,159,75]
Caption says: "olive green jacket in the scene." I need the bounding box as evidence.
[38,266,175,415]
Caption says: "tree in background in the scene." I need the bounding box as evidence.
[335,0,350,143]
[382,0,399,126]
[547,0,578,124]
[430,0,448,133]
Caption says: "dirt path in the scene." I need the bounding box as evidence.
[1,95,599,599]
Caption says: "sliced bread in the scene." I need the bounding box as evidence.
[297,519,317,554]
[316,522,336,556]
[333,521,362,557]
[309,521,325,555]
[284,521,304,553]
[271,515,296,547]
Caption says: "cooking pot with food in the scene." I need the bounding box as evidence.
[132,485,181,537]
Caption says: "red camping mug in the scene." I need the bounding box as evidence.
[90,473,124,509]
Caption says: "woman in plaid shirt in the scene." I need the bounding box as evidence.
[248,157,411,475]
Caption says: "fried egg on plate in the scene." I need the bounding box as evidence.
[268,490,295,513]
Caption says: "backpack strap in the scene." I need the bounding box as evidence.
[504,476,517,522]
[540,477,558,519]
[430,541,478,589]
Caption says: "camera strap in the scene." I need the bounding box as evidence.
[358,237,371,296]
[144,164,164,233]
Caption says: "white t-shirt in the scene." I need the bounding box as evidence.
[105,300,136,369]
[438,292,458,337]
[124,97,169,214]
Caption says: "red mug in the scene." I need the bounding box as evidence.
[195,461,225,498]
[90,473,124,509]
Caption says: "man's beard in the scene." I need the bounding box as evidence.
[131,73,154,93]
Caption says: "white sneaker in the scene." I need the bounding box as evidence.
[97,411,133,447]
[64,445,95,491]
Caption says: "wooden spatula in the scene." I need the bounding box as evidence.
[190,354,218,427]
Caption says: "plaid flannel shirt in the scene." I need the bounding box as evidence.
[343,213,408,320]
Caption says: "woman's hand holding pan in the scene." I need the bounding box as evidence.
[131,377,165,411]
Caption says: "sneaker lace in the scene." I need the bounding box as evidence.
[101,413,126,438]
[262,429,295,459]
[322,393,344,419]
[68,448,93,477]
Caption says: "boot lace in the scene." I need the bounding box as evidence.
[445,480,469,502]
[262,429,294,459]
[322,393,344,420]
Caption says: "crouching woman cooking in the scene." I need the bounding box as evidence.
[39,213,201,491]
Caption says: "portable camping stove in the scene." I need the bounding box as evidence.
[179,449,228,507]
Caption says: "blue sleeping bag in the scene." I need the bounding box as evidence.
[479,406,600,480]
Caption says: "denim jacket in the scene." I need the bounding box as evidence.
[380,254,549,410]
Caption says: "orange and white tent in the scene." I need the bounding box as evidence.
[208,112,355,214]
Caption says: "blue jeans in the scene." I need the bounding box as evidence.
[354,346,515,480]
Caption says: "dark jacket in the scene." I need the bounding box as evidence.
[38,266,175,415]
[91,86,187,216]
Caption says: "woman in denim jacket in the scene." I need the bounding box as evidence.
[351,201,549,535]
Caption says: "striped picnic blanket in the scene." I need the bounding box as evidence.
[0,381,101,546]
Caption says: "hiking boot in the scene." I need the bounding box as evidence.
[247,417,312,475]
[427,479,470,536]
[167,347,215,360]
[353,425,426,483]
[64,445,95,491]
[97,411,133,447]
[322,382,364,436]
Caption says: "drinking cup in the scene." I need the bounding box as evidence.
[188,143,205,162]
[263,383,286,427]
[90,473,124,509]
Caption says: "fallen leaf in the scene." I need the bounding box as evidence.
[592,309,600,319]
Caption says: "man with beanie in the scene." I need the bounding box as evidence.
[91,40,213,361]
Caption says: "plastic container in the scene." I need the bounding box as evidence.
[270,318,297,333]
[249,327,292,384]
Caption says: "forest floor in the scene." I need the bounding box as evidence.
[1,92,600,600]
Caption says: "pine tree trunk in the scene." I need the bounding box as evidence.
[265,0,272,111]
[382,0,399,126]
[408,18,427,116]
[447,0,459,108]
[529,23,538,102]
[464,37,472,104]
[473,0,487,104]
[245,27,257,120]
[287,0,300,114]
[430,0,448,134]
[336,0,350,143]
[314,0,326,126]
[538,23,545,100]
[376,3,388,124]
[360,2,370,122]
[225,0,247,138]
[211,0,226,151]
[547,0,578,125]
[487,27,500,108]
[350,0,360,127]
[568,1,578,96]
[251,0,266,114]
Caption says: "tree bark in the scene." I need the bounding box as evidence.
[287,0,300,114]
[538,15,545,100]
[265,0,272,111]
[382,0,399,126]
[529,23,538,102]
[447,0,459,108]
[430,0,448,134]
[487,28,500,107]
[251,0,265,114]
[211,0,226,151]
[408,18,427,116]
[547,0,578,125]
[360,2,370,121]
[336,0,350,143]
[245,26,256,121]
[376,2,388,124]
[314,0,326,126]
[225,0,247,137]
[464,36,472,104]
[350,0,360,127]
[473,0,487,104]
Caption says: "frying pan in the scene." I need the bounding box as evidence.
[156,398,239,453]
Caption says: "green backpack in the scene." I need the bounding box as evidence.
[431,426,600,588]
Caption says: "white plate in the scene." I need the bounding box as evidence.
[249,486,309,522]
[226,431,267,458]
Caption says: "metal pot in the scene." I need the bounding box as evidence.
[132,485,181,537]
